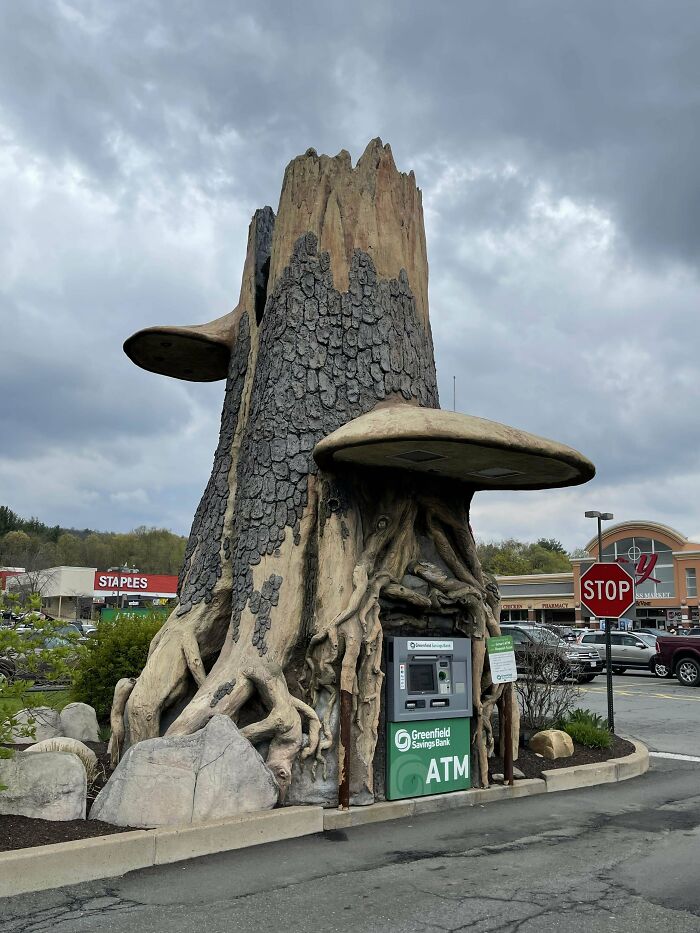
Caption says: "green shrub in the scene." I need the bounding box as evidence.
[0,593,78,786]
[557,708,612,749]
[566,707,608,730]
[564,719,613,749]
[70,614,163,721]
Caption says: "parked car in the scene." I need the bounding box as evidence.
[546,625,578,642]
[500,624,604,683]
[656,634,700,686]
[579,630,666,676]
[636,627,671,639]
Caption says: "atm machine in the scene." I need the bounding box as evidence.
[385,636,473,800]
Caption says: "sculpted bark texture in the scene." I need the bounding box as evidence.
[115,140,516,801]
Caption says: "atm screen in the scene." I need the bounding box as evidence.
[408,663,436,694]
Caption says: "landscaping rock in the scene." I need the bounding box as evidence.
[0,751,87,820]
[10,707,61,744]
[492,767,526,782]
[90,714,279,828]
[25,738,99,781]
[60,702,100,743]
[529,729,574,760]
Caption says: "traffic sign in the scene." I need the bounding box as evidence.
[580,562,635,619]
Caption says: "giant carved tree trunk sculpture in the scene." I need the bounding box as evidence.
[111,140,594,800]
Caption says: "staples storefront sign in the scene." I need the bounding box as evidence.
[93,572,178,599]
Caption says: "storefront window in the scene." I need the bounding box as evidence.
[501,609,528,621]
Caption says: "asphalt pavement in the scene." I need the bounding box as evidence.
[579,670,700,757]
[2,673,700,933]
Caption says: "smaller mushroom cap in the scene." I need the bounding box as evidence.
[123,310,237,382]
[313,405,595,491]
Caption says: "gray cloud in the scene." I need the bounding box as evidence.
[1,0,699,548]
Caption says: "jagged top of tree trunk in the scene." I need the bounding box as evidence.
[269,138,429,324]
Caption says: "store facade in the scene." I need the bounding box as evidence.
[498,520,700,630]
[5,566,178,620]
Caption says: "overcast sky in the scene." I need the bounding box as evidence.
[1,0,699,551]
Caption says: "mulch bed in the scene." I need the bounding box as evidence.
[488,734,636,782]
[0,740,131,853]
[0,735,637,853]
[0,813,131,851]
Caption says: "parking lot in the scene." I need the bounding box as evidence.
[580,671,700,757]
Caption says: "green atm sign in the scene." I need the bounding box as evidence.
[387,718,471,800]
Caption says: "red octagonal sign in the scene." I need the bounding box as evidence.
[580,562,635,619]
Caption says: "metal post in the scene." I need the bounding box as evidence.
[338,689,352,810]
[598,518,615,733]
[503,682,514,786]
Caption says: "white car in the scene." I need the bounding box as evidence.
[578,631,668,677]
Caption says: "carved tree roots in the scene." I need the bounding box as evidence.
[115,476,517,795]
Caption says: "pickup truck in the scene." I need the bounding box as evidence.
[656,635,700,686]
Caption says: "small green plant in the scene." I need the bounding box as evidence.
[70,613,163,721]
[564,720,613,749]
[557,707,612,749]
[566,707,608,729]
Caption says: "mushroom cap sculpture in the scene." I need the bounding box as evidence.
[123,310,236,382]
[314,404,595,491]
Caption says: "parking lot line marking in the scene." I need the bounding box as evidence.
[582,687,700,702]
[649,752,700,762]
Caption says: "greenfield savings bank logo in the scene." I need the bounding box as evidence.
[394,724,451,753]
[390,723,469,796]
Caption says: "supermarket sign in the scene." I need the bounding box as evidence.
[93,572,178,598]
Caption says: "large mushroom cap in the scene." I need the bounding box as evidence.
[313,405,595,491]
[123,310,236,382]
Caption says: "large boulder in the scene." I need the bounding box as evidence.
[11,706,61,744]
[0,751,87,820]
[529,729,575,760]
[26,738,99,782]
[90,714,279,828]
[60,702,100,743]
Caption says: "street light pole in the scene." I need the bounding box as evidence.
[585,510,615,732]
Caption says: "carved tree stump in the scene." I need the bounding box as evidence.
[114,140,591,800]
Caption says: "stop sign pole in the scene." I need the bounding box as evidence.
[582,511,632,734]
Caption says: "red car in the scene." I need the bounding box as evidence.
[656,634,700,686]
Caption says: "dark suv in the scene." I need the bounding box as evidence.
[500,624,603,683]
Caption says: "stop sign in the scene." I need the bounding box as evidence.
[580,562,635,619]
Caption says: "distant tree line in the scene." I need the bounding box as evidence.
[0,506,186,574]
[477,537,576,575]
[0,505,576,579]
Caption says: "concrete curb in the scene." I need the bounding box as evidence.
[0,740,648,898]
[0,806,322,899]
[542,738,649,792]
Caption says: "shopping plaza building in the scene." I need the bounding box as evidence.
[2,567,178,620]
[498,520,700,630]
